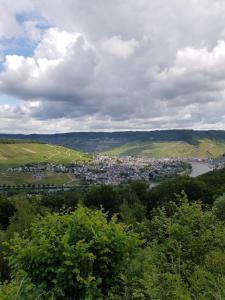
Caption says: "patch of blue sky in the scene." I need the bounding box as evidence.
[16,11,50,31]
[0,34,37,74]
[0,11,50,70]
[0,36,35,71]
[1,37,35,57]
[0,94,21,106]
[0,11,49,59]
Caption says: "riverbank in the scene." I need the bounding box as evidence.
[189,161,213,177]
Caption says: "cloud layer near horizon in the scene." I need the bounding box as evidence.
[1,0,225,133]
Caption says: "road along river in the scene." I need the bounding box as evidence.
[189,161,213,177]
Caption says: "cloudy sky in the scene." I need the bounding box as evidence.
[1,0,225,133]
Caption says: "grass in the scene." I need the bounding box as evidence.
[102,139,225,158]
[0,143,90,169]
[0,171,77,186]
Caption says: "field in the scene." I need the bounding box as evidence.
[0,171,77,186]
[0,142,90,169]
[102,139,225,158]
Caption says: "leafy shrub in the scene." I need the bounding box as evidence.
[6,206,140,299]
[213,193,225,220]
[134,200,225,299]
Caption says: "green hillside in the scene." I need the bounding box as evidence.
[0,142,90,168]
[2,130,225,153]
[102,139,225,158]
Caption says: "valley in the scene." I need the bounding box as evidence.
[1,131,225,189]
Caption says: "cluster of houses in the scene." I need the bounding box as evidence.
[82,155,188,184]
[213,155,225,169]
[8,163,70,182]
[7,155,191,185]
[8,163,69,173]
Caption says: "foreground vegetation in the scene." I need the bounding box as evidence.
[0,142,90,169]
[0,168,225,298]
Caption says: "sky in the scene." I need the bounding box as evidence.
[1,0,225,133]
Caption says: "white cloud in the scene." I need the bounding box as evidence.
[154,41,225,102]
[0,0,34,38]
[0,27,96,102]
[101,36,139,59]
[168,40,225,75]
[34,28,82,59]
[2,0,225,132]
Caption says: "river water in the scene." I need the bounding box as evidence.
[189,161,213,177]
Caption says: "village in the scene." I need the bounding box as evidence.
[6,155,201,186]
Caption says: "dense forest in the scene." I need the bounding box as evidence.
[0,139,45,144]
[0,168,225,298]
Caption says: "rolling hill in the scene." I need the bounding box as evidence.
[0,141,90,169]
[1,130,225,158]
[102,139,225,158]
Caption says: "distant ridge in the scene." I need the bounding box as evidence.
[1,130,225,154]
[0,139,45,144]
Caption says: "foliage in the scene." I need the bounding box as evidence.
[147,176,211,213]
[4,195,45,239]
[213,193,225,220]
[6,206,141,299]
[0,139,45,144]
[0,197,15,230]
[200,167,225,199]
[84,185,121,217]
[40,189,81,212]
[0,195,46,283]
[120,199,146,226]
[129,200,225,299]
[0,177,225,299]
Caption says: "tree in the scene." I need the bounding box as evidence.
[40,189,81,212]
[213,193,225,220]
[84,185,121,217]
[0,197,15,230]
[137,199,225,299]
[4,195,45,239]
[147,176,210,215]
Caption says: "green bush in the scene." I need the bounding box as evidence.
[134,200,225,299]
[213,193,225,220]
[6,206,140,299]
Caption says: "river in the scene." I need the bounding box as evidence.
[189,161,213,177]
